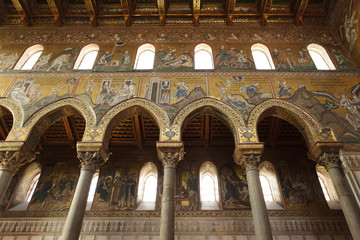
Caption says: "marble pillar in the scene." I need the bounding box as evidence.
[0,151,33,203]
[60,151,106,240]
[318,152,360,240]
[243,155,273,240]
[157,142,184,240]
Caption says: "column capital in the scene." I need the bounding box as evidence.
[156,141,184,168]
[76,142,109,173]
[242,155,261,171]
[0,141,36,174]
[318,152,340,170]
[77,151,106,173]
[233,142,264,165]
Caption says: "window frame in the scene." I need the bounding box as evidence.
[307,43,336,70]
[134,43,156,70]
[13,44,44,70]
[251,43,275,70]
[73,43,100,70]
[199,161,220,210]
[194,43,214,70]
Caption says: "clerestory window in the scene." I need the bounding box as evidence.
[307,44,336,70]
[199,162,220,210]
[137,162,158,210]
[73,43,99,70]
[194,43,214,70]
[134,44,156,70]
[251,43,275,70]
[13,44,44,70]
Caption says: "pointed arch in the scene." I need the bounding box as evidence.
[248,99,336,147]
[15,98,95,148]
[73,43,100,70]
[0,98,23,136]
[92,98,169,146]
[172,98,244,143]
[316,164,341,209]
[13,44,44,70]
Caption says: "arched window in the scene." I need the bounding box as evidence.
[134,43,155,70]
[86,171,99,211]
[8,163,41,211]
[13,44,44,70]
[137,162,158,210]
[251,43,275,70]
[199,162,220,210]
[73,43,99,70]
[316,165,340,209]
[307,44,336,70]
[194,43,214,70]
[259,162,284,210]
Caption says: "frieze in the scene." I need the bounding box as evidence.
[0,71,359,79]
[0,214,350,235]
[0,26,338,44]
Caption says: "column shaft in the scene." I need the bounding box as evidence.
[61,169,94,240]
[247,168,273,240]
[327,166,360,239]
[0,170,14,203]
[160,167,176,240]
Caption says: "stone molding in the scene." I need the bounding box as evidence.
[156,142,184,168]
[340,153,360,173]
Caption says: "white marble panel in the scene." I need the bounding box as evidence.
[16,237,28,240]
[291,236,303,240]
[123,236,135,240]
[277,236,290,240]
[208,236,219,240]
[29,237,42,240]
[109,236,122,240]
[84,236,95,240]
[194,236,205,240]
[235,236,247,240]
[138,236,149,240]
[222,236,233,240]
[44,237,54,240]
[96,236,108,240]
[318,236,331,240]
[333,236,346,240]
[2,237,15,240]
[304,236,317,240]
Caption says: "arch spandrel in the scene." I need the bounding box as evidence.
[6,98,95,143]
[85,98,170,143]
[247,99,337,147]
[172,98,245,143]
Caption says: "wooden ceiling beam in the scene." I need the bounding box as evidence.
[46,0,63,26]
[204,115,211,148]
[225,0,236,26]
[294,0,309,25]
[63,117,75,142]
[157,0,166,25]
[120,0,132,27]
[133,115,143,150]
[67,116,80,142]
[11,0,30,27]
[84,0,98,27]
[258,0,272,25]
[270,117,281,149]
[192,0,201,25]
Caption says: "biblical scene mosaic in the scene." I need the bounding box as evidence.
[28,163,78,211]
[270,76,360,142]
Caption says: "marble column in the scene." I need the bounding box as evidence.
[318,152,360,240]
[0,151,34,203]
[157,142,184,240]
[60,151,106,240]
[243,155,273,240]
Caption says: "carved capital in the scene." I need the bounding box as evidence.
[77,151,105,173]
[157,141,184,168]
[318,152,340,170]
[0,151,33,173]
[242,155,261,171]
